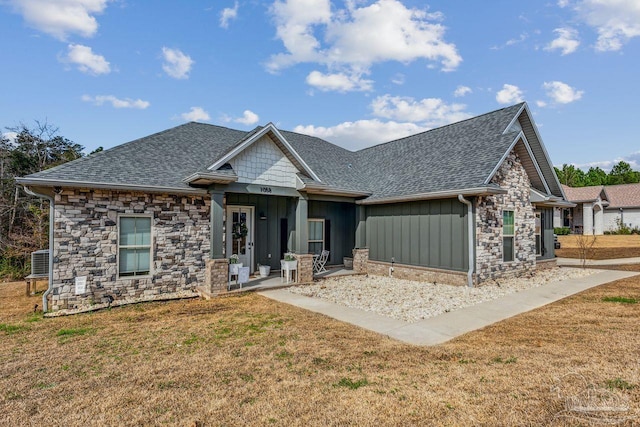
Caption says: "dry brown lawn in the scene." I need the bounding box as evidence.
[557,235,640,259]
[1,272,640,426]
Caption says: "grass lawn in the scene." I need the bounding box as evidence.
[1,271,639,426]
[557,235,640,259]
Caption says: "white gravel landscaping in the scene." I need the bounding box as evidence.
[288,267,597,323]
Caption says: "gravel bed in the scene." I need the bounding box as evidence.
[288,267,597,323]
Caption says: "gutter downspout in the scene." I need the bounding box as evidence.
[458,194,474,288]
[23,186,54,313]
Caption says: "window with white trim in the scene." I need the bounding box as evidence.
[119,216,152,277]
[534,211,541,256]
[308,219,324,255]
[503,210,515,262]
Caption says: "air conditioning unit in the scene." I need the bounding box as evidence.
[31,250,49,276]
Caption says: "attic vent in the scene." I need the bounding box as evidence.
[31,250,49,276]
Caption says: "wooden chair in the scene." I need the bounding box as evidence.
[313,250,329,274]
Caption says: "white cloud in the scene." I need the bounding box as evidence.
[293,94,471,150]
[453,85,472,97]
[496,84,524,104]
[491,32,529,50]
[545,27,580,55]
[536,100,547,107]
[8,0,108,40]
[306,70,373,92]
[82,94,150,109]
[573,0,640,51]
[181,107,210,122]
[234,110,260,125]
[268,0,461,91]
[391,73,405,85]
[294,119,429,150]
[543,80,584,104]
[370,95,471,126]
[220,1,239,28]
[2,132,17,144]
[576,151,640,171]
[63,43,110,75]
[558,0,571,7]
[161,47,194,79]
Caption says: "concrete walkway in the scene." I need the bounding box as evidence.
[258,270,639,346]
[557,257,640,266]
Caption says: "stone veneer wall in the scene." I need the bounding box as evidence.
[475,150,536,282]
[50,189,210,311]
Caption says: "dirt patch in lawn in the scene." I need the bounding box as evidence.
[1,274,639,426]
[557,235,640,259]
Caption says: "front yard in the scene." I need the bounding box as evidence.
[557,234,640,259]
[1,270,639,426]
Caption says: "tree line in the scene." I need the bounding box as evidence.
[1,121,87,278]
[554,161,640,188]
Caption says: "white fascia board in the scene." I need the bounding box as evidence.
[521,103,567,199]
[17,177,208,195]
[502,103,527,135]
[207,123,321,183]
[483,133,521,185]
[520,132,552,194]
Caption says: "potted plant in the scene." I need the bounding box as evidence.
[229,254,242,275]
[258,263,271,278]
[282,253,297,270]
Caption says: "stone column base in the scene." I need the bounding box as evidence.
[352,248,369,274]
[204,258,229,296]
[295,254,314,283]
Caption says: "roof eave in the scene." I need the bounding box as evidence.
[356,186,508,205]
[183,172,238,186]
[302,182,371,198]
[17,177,208,195]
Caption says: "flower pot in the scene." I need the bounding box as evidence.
[258,265,271,278]
[282,260,297,270]
[229,263,243,275]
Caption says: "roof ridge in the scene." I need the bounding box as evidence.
[355,102,525,153]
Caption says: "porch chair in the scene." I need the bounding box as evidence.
[313,250,330,274]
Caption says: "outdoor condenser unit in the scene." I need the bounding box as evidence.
[31,250,49,276]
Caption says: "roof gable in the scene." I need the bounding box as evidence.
[207,123,320,182]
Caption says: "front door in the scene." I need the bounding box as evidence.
[226,206,254,273]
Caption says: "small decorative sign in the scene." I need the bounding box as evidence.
[75,276,87,295]
[238,267,250,284]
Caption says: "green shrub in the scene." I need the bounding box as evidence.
[553,227,570,235]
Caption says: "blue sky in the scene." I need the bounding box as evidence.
[1,0,639,171]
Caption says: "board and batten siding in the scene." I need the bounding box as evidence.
[365,199,469,272]
[538,207,555,260]
[308,200,356,265]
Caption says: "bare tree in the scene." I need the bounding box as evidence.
[575,234,597,269]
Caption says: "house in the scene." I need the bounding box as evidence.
[557,183,640,234]
[17,102,571,313]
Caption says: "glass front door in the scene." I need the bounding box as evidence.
[226,206,254,272]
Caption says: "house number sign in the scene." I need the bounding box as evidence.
[260,186,272,194]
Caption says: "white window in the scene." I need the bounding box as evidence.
[119,216,152,277]
[308,219,324,255]
[503,210,515,262]
[535,211,541,256]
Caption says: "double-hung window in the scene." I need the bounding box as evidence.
[308,219,324,255]
[119,216,152,277]
[503,210,515,262]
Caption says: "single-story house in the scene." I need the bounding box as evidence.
[18,102,571,312]
[556,183,640,234]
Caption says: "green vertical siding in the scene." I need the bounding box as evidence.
[308,200,356,265]
[226,193,295,270]
[365,199,469,272]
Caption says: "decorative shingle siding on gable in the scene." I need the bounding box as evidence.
[230,135,299,188]
[50,189,210,311]
[475,150,536,281]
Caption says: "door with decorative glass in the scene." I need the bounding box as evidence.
[226,206,254,272]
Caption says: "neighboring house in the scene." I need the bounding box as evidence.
[557,183,640,234]
[18,102,571,312]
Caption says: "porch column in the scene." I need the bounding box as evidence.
[210,189,225,259]
[355,205,366,248]
[583,203,593,235]
[295,194,309,254]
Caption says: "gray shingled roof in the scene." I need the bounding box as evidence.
[21,103,529,200]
